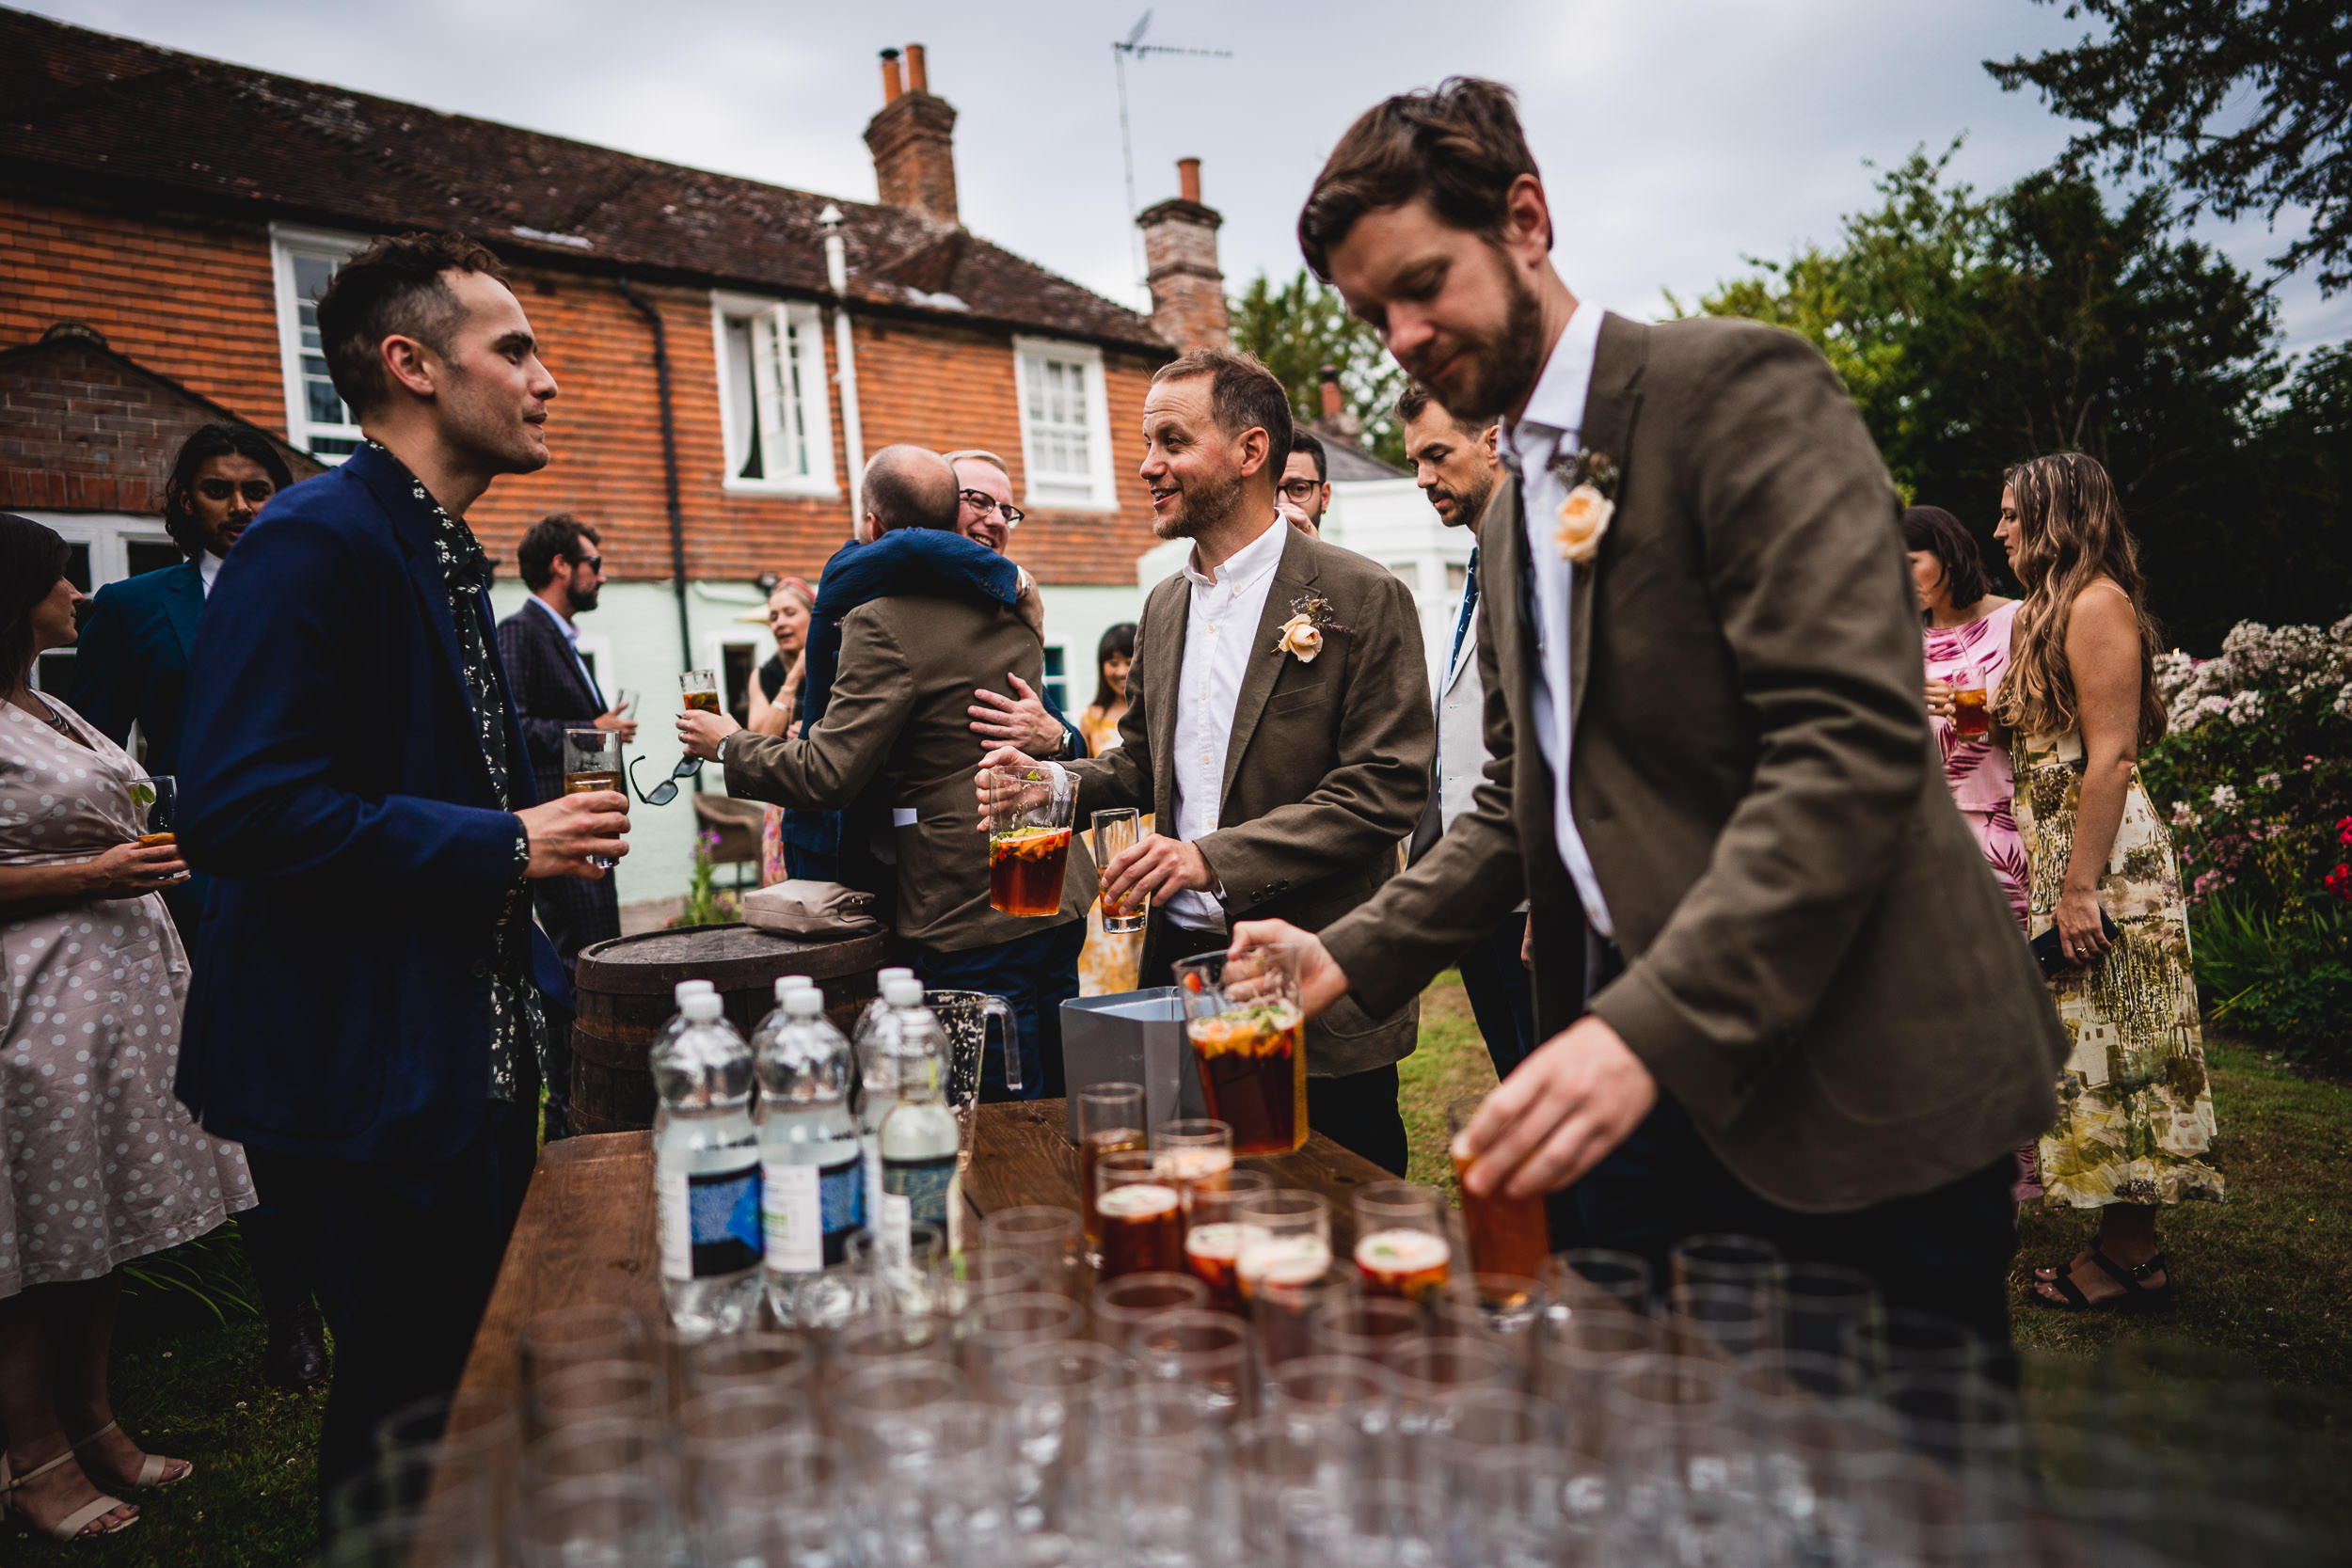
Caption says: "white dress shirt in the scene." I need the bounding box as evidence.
[528,592,606,709]
[1505,301,1616,938]
[198,549,224,597]
[1164,512,1289,930]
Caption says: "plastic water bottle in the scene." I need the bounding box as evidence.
[650,990,760,1336]
[855,971,923,1229]
[878,989,961,1261]
[649,978,717,1075]
[753,980,861,1321]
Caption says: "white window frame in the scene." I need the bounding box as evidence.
[1012,336,1118,513]
[711,293,838,498]
[270,223,371,463]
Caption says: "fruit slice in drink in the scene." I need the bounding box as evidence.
[1354,1227,1452,1300]
[988,826,1072,918]
[1095,1182,1184,1280]
[1186,1007,1306,1155]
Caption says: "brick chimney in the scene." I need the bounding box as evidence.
[865,44,959,227]
[1136,157,1228,354]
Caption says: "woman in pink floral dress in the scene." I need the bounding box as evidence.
[1907,507,2037,1200]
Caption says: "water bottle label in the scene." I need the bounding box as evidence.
[669,1164,761,1280]
[819,1155,864,1266]
[761,1159,822,1275]
[887,1157,957,1231]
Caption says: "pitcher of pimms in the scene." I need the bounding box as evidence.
[1170,947,1308,1156]
[980,760,1076,918]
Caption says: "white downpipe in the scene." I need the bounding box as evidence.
[821,206,866,526]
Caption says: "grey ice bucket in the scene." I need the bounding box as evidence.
[1059,987,1208,1143]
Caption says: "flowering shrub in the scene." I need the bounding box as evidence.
[668,828,742,929]
[2144,615,2352,1061]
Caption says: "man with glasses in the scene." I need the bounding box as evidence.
[1279,432,1332,537]
[498,513,636,1139]
[950,449,1087,766]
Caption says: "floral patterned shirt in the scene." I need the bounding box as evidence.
[367,440,545,1103]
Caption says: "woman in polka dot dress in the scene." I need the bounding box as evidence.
[0,515,254,1541]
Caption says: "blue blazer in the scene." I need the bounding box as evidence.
[71,558,213,936]
[175,443,570,1164]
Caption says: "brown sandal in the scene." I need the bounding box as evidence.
[2031,1248,2172,1313]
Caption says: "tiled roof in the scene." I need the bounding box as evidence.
[0,8,1171,355]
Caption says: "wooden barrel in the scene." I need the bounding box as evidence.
[568,923,894,1135]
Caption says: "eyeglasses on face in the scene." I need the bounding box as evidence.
[1279,480,1325,502]
[958,489,1025,529]
[571,554,605,574]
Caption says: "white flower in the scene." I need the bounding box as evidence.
[2210,784,2238,811]
[2256,772,2281,790]
[1274,613,1324,663]
[1554,484,1614,565]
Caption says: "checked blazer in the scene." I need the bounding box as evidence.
[495,599,619,965]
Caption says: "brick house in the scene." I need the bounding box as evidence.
[1,9,1240,895]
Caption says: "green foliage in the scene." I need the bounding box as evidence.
[1987,0,2352,294]
[1228,269,1407,467]
[667,828,739,928]
[2186,895,2352,1064]
[1683,148,2352,653]
[118,1218,258,1325]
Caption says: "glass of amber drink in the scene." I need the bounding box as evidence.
[679,669,720,714]
[564,730,624,869]
[1151,1119,1233,1209]
[1091,809,1148,933]
[128,776,176,846]
[1075,1082,1145,1265]
[982,762,1075,918]
[1948,663,1990,738]
[1170,948,1307,1156]
[1447,1097,1553,1279]
[1352,1181,1454,1301]
[1183,1169,1272,1314]
[1094,1150,1184,1281]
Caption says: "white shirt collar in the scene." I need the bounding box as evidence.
[1509,300,1606,450]
[528,592,579,642]
[1181,511,1289,591]
[198,550,224,596]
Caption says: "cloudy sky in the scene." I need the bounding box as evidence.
[28,0,2347,357]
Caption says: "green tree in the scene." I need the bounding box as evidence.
[1988,0,2352,293]
[1683,150,2322,651]
[1229,269,1407,467]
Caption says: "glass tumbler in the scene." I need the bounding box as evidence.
[1091,807,1148,932]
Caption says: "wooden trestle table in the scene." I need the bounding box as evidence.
[455,1099,1395,1402]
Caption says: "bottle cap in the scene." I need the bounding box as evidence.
[773,975,816,1004]
[881,974,924,1007]
[674,979,716,1005]
[784,988,824,1017]
[877,966,914,985]
[682,992,723,1022]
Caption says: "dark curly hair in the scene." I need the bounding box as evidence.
[0,513,71,693]
[315,230,509,418]
[162,423,294,558]
[1299,78,1542,280]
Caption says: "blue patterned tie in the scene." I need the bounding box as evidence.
[1450,546,1481,669]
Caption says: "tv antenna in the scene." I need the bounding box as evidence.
[1113,10,1232,291]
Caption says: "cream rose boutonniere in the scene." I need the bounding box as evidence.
[1275,613,1324,662]
[1550,450,1621,565]
[1271,592,1348,663]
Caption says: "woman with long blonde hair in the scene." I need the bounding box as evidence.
[1994,452,2221,1313]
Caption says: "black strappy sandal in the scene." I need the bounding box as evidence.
[2031,1248,2172,1313]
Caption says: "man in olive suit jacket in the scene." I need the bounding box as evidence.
[986,349,1435,1174]
[1240,81,2063,1347]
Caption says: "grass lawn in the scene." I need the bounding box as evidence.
[17,969,2342,1565]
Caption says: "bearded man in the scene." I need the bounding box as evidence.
[1231,80,2061,1354]
[979,347,1434,1174]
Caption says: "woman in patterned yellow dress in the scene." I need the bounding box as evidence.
[1075,626,1145,996]
[1994,454,2221,1314]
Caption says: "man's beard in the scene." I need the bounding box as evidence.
[1152,466,1247,542]
[571,581,600,612]
[1431,472,1496,528]
[1422,265,1546,425]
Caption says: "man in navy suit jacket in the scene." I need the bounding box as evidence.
[175,232,629,1506]
[72,422,292,947]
